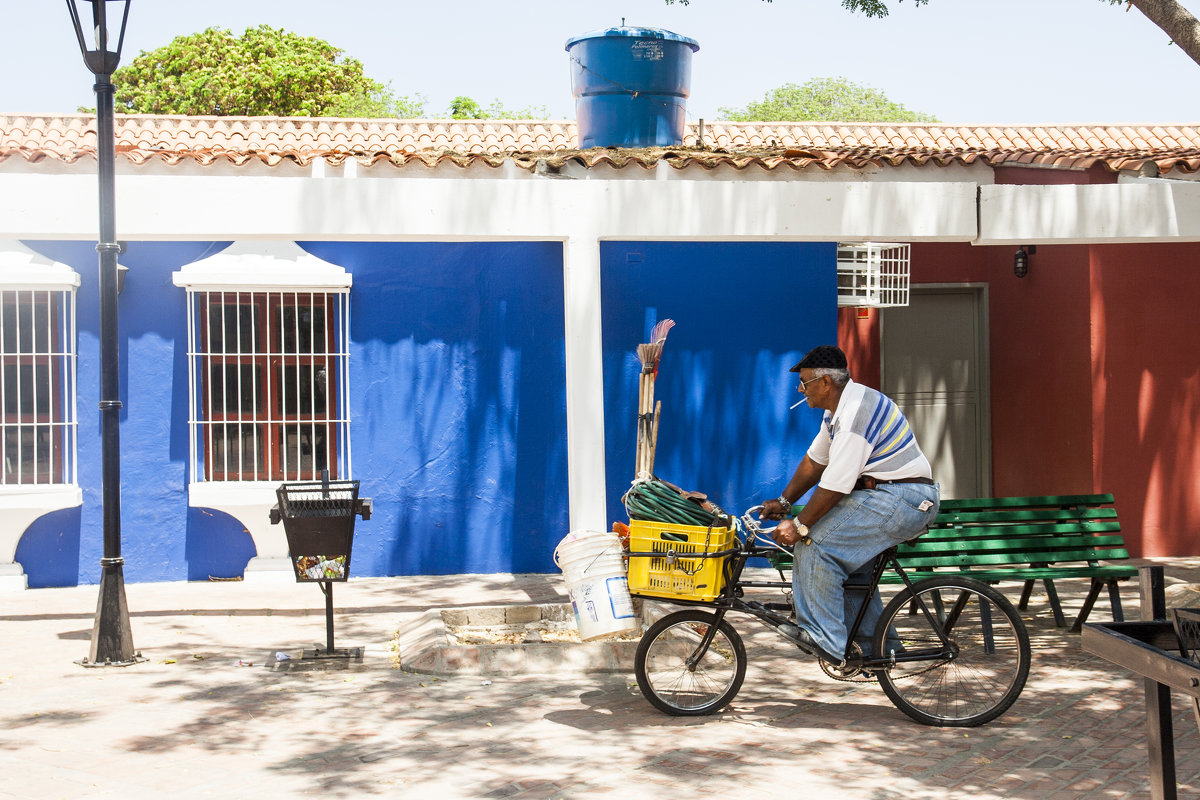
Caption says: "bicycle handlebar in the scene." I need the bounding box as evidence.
[734,506,792,551]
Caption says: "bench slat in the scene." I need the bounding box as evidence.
[897,546,1130,568]
[879,565,1137,583]
[933,508,1118,526]
[937,494,1114,511]
[919,521,1121,540]
[901,534,1129,555]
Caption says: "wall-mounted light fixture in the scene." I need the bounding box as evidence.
[1014,245,1037,278]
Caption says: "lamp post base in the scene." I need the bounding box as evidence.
[77,560,144,668]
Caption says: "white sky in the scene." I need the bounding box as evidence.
[5,0,1198,124]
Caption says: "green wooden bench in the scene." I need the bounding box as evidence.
[776,493,1135,633]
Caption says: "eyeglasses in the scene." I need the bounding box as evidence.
[798,374,825,393]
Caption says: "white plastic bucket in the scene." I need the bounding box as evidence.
[554,530,637,641]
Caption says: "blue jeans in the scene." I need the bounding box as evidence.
[791,482,940,659]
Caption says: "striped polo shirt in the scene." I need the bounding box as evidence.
[806,379,932,494]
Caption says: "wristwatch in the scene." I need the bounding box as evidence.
[793,522,811,544]
[777,494,793,510]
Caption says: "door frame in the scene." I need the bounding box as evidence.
[880,281,992,498]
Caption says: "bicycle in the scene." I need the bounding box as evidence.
[629,506,1032,727]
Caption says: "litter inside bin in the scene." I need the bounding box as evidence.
[295,554,347,581]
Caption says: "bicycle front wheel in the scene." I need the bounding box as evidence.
[873,576,1031,727]
[634,609,747,716]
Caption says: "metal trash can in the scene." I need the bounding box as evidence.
[269,475,373,659]
[270,478,371,582]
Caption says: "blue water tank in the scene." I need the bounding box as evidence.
[565,26,700,149]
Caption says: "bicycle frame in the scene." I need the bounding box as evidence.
[634,512,959,672]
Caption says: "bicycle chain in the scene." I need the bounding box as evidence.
[820,645,950,683]
[819,643,875,682]
[775,591,948,684]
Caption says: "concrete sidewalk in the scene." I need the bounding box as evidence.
[2,561,1199,799]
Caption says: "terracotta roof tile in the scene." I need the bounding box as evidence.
[4,114,1200,176]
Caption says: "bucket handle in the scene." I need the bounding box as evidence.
[554,535,621,574]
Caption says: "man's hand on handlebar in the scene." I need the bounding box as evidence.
[773,518,810,548]
[760,498,789,520]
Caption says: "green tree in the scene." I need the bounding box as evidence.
[328,85,427,118]
[719,77,937,122]
[667,0,1200,72]
[446,96,551,119]
[113,25,396,116]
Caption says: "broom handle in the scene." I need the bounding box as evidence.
[637,372,650,476]
[648,400,661,475]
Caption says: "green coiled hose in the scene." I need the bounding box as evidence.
[622,478,730,528]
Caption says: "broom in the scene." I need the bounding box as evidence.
[635,319,674,479]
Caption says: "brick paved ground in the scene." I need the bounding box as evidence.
[1,561,1199,799]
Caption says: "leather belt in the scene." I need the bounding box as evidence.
[855,476,935,491]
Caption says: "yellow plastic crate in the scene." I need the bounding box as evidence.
[626,519,737,602]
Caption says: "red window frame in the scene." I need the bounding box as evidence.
[199,291,338,481]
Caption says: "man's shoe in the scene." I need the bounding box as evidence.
[777,623,844,667]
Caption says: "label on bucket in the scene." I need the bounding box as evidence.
[607,576,636,619]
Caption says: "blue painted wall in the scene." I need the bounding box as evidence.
[16,240,569,584]
[16,240,248,587]
[599,242,837,527]
[12,239,832,585]
[300,242,569,576]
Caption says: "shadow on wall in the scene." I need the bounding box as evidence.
[15,506,82,588]
[298,242,570,577]
[17,240,241,585]
[184,506,257,582]
[599,241,837,524]
[1093,243,1200,557]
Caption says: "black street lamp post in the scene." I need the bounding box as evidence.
[67,0,139,667]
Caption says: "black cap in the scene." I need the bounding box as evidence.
[789,345,848,373]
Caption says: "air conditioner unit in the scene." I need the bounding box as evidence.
[836,243,910,308]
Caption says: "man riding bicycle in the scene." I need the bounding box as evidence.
[761,345,940,666]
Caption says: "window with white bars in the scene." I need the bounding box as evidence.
[183,289,350,482]
[0,288,77,486]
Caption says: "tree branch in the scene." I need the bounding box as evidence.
[1128,0,1200,68]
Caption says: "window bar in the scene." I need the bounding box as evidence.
[318,291,328,478]
[53,291,61,484]
[306,290,316,480]
[341,291,351,478]
[56,290,65,485]
[35,290,46,484]
[294,291,304,480]
[189,290,198,479]
[0,293,8,485]
[331,292,339,478]
[186,290,200,482]
[235,292,246,481]
[215,292,227,482]
[251,292,261,480]
[273,291,284,481]
[246,294,255,481]
[14,293,23,485]
[68,287,78,486]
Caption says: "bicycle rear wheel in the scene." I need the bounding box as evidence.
[634,609,747,716]
[873,576,1030,727]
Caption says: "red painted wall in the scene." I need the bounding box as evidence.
[1090,243,1200,557]
[841,240,1200,556]
[993,164,1117,185]
[839,307,880,387]
[907,243,1094,496]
